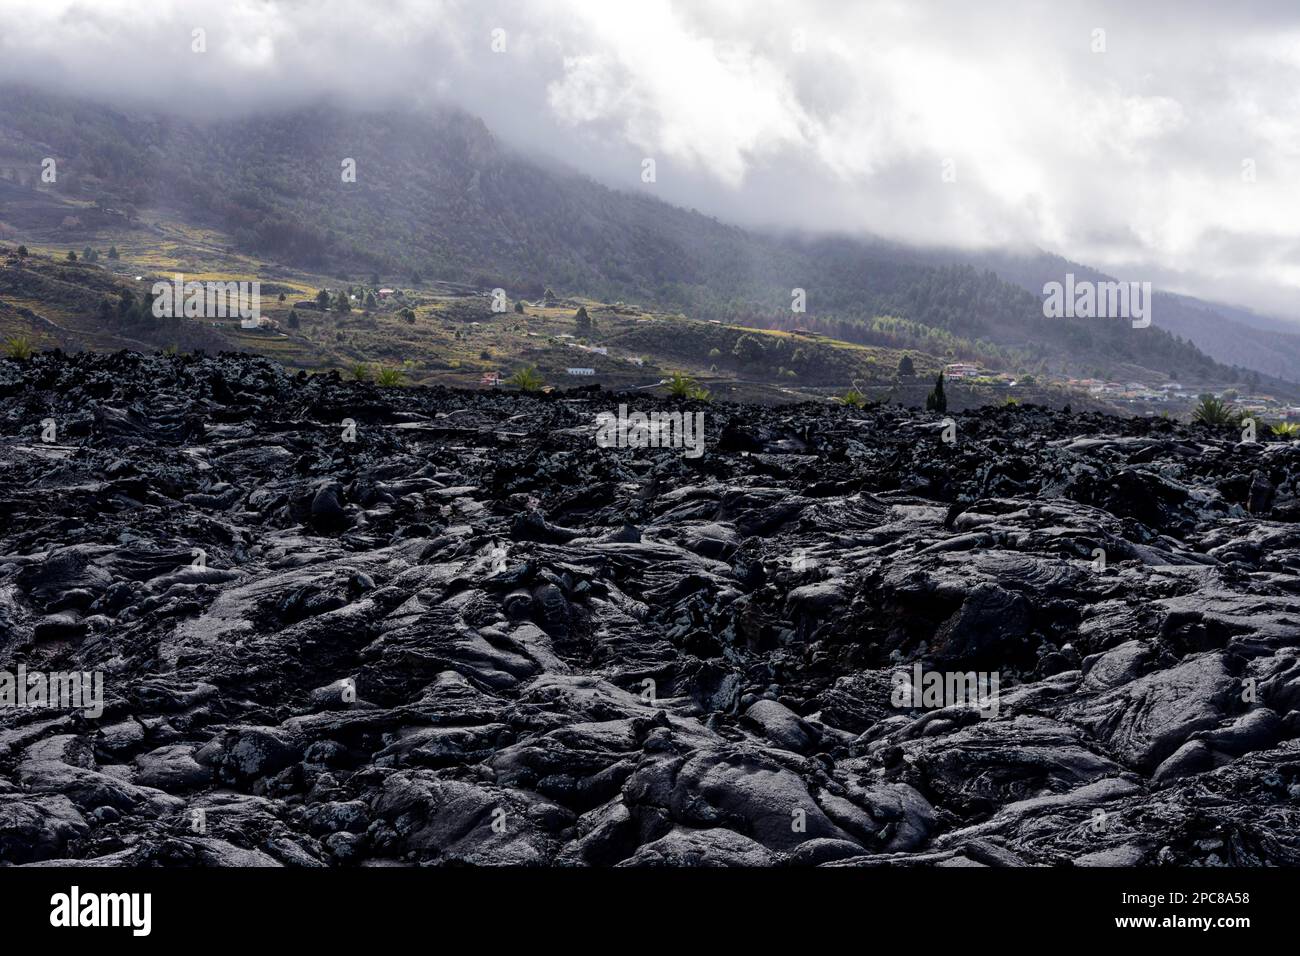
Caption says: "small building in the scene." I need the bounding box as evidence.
[480,371,501,387]
[566,367,595,376]
[943,363,980,379]
[377,288,395,300]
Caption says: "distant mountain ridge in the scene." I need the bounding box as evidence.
[946,248,1300,388]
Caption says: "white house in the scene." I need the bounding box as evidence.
[566,367,595,376]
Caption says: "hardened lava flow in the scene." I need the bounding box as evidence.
[2,350,1299,867]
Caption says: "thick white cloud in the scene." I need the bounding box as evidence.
[1,0,1298,318]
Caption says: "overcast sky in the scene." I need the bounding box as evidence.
[3,0,1299,319]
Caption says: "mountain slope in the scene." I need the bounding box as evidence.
[0,85,1248,387]
[956,248,1300,388]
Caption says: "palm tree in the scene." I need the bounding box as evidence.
[508,365,544,392]
[1192,394,1238,426]
[664,371,709,400]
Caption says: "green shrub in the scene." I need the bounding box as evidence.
[4,334,34,360]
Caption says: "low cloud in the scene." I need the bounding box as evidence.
[2,0,1298,319]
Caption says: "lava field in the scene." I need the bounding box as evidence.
[2,350,1300,868]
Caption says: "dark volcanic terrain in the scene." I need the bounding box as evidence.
[2,351,1300,867]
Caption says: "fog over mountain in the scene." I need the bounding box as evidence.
[2,0,1299,321]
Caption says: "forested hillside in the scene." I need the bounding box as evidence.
[0,85,1244,383]
[957,248,1300,387]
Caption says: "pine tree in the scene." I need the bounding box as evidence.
[925,371,948,413]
